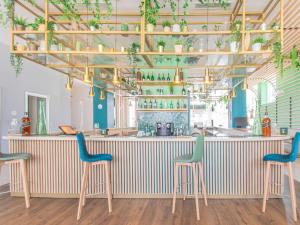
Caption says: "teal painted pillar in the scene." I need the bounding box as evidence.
[231,78,247,128]
[93,87,108,129]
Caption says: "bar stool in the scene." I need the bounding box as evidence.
[172,135,208,221]
[76,133,113,220]
[262,132,300,222]
[0,152,31,208]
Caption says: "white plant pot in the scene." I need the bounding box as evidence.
[50,44,58,51]
[172,24,181,32]
[188,46,194,52]
[120,46,125,52]
[252,43,262,52]
[163,26,171,32]
[260,23,267,30]
[174,45,183,53]
[146,23,154,32]
[230,42,239,53]
[89,26,96,31]
[98,44,104,52]
[158,45,164,53]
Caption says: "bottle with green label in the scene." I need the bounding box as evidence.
[167,73,171,81]
[157,73,161,81]
[142,73,146,80]
[149,100,153,108]
[170,101,174,109]
[153,99,157,108]
[162,73,166,81]
[182,86,186,95]
[146,73,151,81]
[159,100,163,109]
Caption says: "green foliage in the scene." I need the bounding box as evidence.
[47,21,55,45]
[197,0,230,10]
[127,42,141,65]
[157,40,166,48]
[162,20,171,28]
[272,41,284,75]
[182,0,189,16]
[10,52,23,76]
[290,45,300,69]
[139,0,161,26]
[14,16,27,27]
[229,19,241,43]
[175,40,182,45]
[180,19,188,30]
[35,16,45,25]
[215,38,223,49]
[252,36,266,44]
[87,19,98,29]
[121,23,129,31]
[201,24,208,30]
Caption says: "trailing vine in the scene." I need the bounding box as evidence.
[127,42,141,65]
[10,53,23,76]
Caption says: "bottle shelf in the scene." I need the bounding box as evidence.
[136,109,188,112]
[136,81,186,86]
[136,95,188,98]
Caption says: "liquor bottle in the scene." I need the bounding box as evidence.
[157,73,161,81]
[167,73,171,81]
[262,109,271,137]
[159,100,163,109]
[170,101,174,109]
[150,72,155,81]
[21,112,31,136]
[138,86,143,95]
[142,72,146,80]
[143,99,148,109]
[136,69,141,81]
[149,100,153,109]
[176,100,180,109]
[146,72,151,81]
[153,99,158,109]
[182,86,186,95]
[179,68,184,81]
[162,73,166,81]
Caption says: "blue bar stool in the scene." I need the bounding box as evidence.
[172,135,208,221]
[262,132,300,222]
[0,152,31,208]
[76,133,113,220]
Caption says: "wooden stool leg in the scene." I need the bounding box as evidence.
[199,162,208,206]
[20,159,30,208]
[172,163,179,214]
[287,162,297,222]
[77,162,90,220]
[262,161,271,213]
[182,166,186,200]
[105,161,112,213]
[82,165,90,207]
[192,163,200,221]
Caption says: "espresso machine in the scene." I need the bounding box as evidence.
[156,122,174,136]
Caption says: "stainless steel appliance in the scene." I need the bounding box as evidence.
[156,122,174,136]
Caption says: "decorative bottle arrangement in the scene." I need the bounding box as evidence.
[138,71,184,82]
[21,112,31,136]
[262,109,271,137]
[252,100,262,136]
[138,99,187,110]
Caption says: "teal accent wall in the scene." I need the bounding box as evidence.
[231,78,247,128]
[93,87,114,129]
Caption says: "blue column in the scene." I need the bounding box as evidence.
[93,87,108,129]
[231,78,247,128]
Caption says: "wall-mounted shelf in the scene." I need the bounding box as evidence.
[136,109,188,112]
[136,81,187,86]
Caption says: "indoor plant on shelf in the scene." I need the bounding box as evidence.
[215,38,223,51]
[14,16,27,31]
[127,42,141,65]
[252,36,266,52]
[87,19,98,31]
[34,16,46,31]
[162,20,171,32]
[180,19,188,32]
[157,40,166,53]
[174,40,183,53]
[140,0,160,32]
[228,20,241,53]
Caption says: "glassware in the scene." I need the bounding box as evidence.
[151,72,155,81]
[252,100,262,136]
[158,73,161,80]
[167,73,171,81]
[143,99,148,109]
[162,73,166,81]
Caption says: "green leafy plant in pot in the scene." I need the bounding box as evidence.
[162,20,171,32]
[14,16,27,31]
[157,40,166,53]
[174,40,183,53]
[87,19,99,31]
[251,36,266,52]
[127,42,141,65]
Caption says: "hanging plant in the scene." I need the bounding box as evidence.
[289,45,300,70]
[49,0,80,21]
[272,40,284,76]
[183,0,189,16]
[197,0,230,10]
[10,53,23,76]
[47,21,55,45]
[139,0,162,26]
[127,42,141,65]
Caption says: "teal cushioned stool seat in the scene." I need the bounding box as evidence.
[263,153,292,163]
[0,153,30,161]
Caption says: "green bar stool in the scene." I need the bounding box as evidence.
[0,152,31,208]
[172,135,208,221]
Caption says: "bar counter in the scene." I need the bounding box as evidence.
[4,135,289,199]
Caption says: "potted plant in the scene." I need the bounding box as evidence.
[16,43,26,51]
[162,20,171,32]
[201,24,208,31]
[174,40,183,53]
[14,16,27,31]
[10,52,23,76]
[121,23,129,31]
[172,21,181,32]
[157,40,166,53]
[98,43,104,52]
[34,16,46,31]
[180,19,188,32]
[87,19,98,31]
[271,22,280,30]
[228,20,241,53]
[252,36,266,51]
[50,39,59,51]
[146,21,155,32]
[215,38,223,51]
[127,42,141,64]
[230,19,242,31]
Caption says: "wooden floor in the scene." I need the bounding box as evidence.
[0,178,300,225]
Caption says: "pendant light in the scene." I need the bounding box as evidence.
[174,67,180,84]
[231,88,236,98]
[99,90,105,100]
[112,68,119,84]
[65,75,73,90]
[84,66,91,84]
[89,85,95,97]
[204,68,210,84]
[242,78,248,90]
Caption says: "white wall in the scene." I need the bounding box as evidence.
[0,42,72,185]
[71,80,93,132]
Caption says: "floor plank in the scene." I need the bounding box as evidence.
[0,177,300,225]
